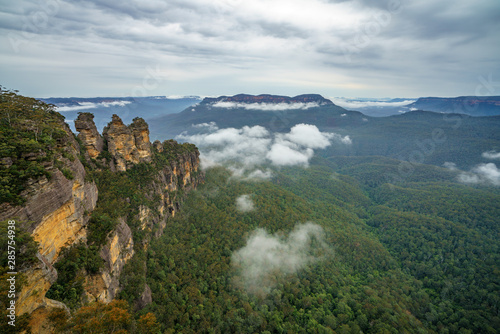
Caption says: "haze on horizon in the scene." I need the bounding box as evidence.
[1,0,499,99]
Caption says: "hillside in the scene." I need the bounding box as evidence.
[0,88,204,333]
[141,159,499,333]
[148,94,364,140]
[407,96,500,116]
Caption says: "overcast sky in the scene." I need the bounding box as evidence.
[1,0,499,98]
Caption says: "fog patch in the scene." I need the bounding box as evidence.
[231,222,329,296]
[443,162,458,171]
[236,195,255,213]
[193,121,219,132]
[458,163,500,186]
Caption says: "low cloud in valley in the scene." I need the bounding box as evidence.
[231,222,329,296]
[177,123,351,178]
[445,161,500,186]
[236,195,255,213]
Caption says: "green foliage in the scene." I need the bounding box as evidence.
[0,220,39,272]
[119,252,147,305]
[87,213,117,247]
[143,168,428,333]
[139,160,499,334]
[0,86,70,205]
[46,243,103,309]
[153,139,197,167]
[61,167,74,180]
[50,299,161,334]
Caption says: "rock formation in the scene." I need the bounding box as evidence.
[102,115,152,171]
[74,113,103,159]
[0,106,203,332]
[85,219,134,303]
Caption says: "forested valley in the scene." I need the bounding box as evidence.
[139,159,499,333]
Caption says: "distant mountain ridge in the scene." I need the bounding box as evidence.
[201,93,334,105]
[147,93,500,170]
[408,96,500,116]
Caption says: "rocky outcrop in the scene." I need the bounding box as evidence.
[135,284,152,311]
[102,115,152,171]
[84,219,134,303]
[75,113,103,159]
[16,253,58,316]
[129,117,152,162]
[148,140,203,237]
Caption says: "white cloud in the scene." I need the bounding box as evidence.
[443,162,458,170]
[236,194,255,213]
[266,143,313,166]
[56,101,132,112]
[177,123,351,174]
[243,169,273,180]
[212,101,321,111]
[330,98,416,110]
[192,121,219,131]
[231,222,328,296]
[166,95,201,99]
[282,123,332,149]
[458,163,500,186]
[482,151,500,160]
[2,0,500,98]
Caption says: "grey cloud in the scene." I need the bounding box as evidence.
[1,0,499,97]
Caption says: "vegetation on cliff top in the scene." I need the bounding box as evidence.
[0,86,73,205]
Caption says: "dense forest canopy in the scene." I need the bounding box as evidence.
[141,161,499,333]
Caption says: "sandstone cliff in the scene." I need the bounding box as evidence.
[102,114,152,171]
[84,218,134,303]
[74,113,103,159]
[0,120,98,324]
[0,96,203,333]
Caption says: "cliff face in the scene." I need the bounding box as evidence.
[141,140,203,239]
[1,98,203,332]
[0,122,98,319]
[85,218,134,303]
[77,119,202,309]
[102,114,152,171]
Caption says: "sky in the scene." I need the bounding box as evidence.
[1,0,499,98]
